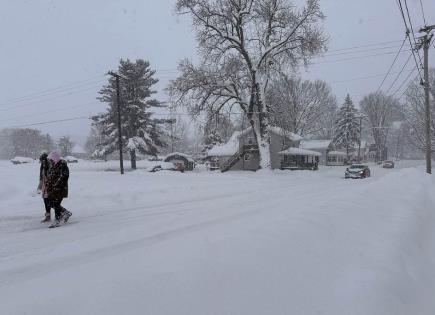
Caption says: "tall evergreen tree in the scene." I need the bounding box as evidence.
[333,95,360,159]
[92,59,167,169]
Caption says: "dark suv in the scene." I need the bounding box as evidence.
[345,164,371,179]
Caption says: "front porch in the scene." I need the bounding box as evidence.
[279,147,321,170]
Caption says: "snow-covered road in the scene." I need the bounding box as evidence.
[0,160,434,315]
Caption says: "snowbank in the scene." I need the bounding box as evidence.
[0,161,434,314]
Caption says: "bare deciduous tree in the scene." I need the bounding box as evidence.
[170,0,327,168]
[266,75,337,138]
[360,91,399,160]
[401,69,435,153]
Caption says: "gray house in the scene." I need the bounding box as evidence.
[207,126,310,171]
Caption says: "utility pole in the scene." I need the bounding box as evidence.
[419,25,434,174]
[108,71,124,175]
[358,116,363,162]
[356,115,367,162]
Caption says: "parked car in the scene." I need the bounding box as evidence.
[10,157,34,165]
[345,164,371,179]
[382,160,395,168]
[65,156,79,163]
[148,162,185,173]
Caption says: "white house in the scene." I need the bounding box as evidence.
[299,139,333,165]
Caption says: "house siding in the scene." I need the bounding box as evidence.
[214,128,301,171]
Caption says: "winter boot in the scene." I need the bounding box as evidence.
[62,210,72,223]
[41,213,51,223]
[49,219,62,228]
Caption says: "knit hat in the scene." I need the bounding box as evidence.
[48,151,61,164]
[39,152,48,162]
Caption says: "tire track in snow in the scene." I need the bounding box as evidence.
[0,177,345,287]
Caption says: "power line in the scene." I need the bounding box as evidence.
[419,0,427,26]
[326,39,405,52]
[403,0,424,66]
[8,116,90,128]
[0,75,105,106]
[397,0,425,82]
[329,68,415,84]
[385,52,413,94]
[392,65,417,98]
[0,101,99,124]
[317,44,411,58]
[376,36,408,91]
[0,83,103,112]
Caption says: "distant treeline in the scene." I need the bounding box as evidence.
[0,128,55,159]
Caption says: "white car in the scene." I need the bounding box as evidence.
[64,156,79,163]
[10,157,34,165]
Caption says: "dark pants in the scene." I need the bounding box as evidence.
[43,198,51,214]
[48,198,66,220]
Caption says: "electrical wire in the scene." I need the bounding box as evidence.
[392,65,417,98]
[376,36,408,91]
[419,0,427,26]
[329,68,415,84]
[0,101,99,123]
[385,52,413,94]
[9,116,90,128]
[0,75,105,106]
[397,0,424,82]
[0,83,103,112]
[404,0,424,66]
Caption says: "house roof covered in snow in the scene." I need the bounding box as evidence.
[300,140,332,150]
[268,126,303,142]
[208,126,303,157]
[207,131,241,157]
[239,126,302,142]
[278,147,322,156]
[164,152,195,163]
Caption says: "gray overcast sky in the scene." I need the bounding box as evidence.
[0,0,434,144]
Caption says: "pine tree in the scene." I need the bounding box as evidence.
[333,94,360,160]
[92,59,167,169]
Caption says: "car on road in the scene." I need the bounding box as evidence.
[382,160,395,168]
[345,164,371,179]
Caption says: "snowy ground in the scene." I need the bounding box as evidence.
[0,159,434,315]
